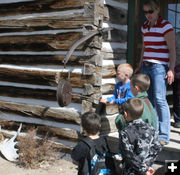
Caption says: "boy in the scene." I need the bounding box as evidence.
[100,63,134,105]
[119,98,162,175]
[71,112,115,175]
[115,73,157,130]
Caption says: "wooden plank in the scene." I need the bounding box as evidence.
[0,65,97,87]
[0,0,92,16]
[0,55,87,65]
[38,126,79,141]
[0,85,56,100]
[0,100,80,124]
[0,32,84,51]
[0,17,92,32]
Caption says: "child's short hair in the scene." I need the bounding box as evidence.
[131,73,150,92]
[117,63,133,78]
[81,112,101,135]
[123,98,144,120]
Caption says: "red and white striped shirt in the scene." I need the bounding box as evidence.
[141,16,174,65]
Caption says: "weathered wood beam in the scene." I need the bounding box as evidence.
[0,112,80,141]
[0,55,81,65]
[0,84,85,104]
[0,32,85,51]
[0,0,93,16]
[0,18,92,32]
[0,100,80,124]
[0,120,78,151]
[101,84,114,94]
[0,66,100,87]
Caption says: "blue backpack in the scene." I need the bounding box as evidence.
[80,137,117,175]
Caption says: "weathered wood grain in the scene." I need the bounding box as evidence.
[0,54,94,65]
[0,0,92,16]
[0,32,84,51]
[0,66,99,87]
[0,100,80,124]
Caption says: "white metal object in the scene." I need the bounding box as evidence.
[0,123,22,161]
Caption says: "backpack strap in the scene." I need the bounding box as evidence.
[143,98,152,112]
[81,136,108,155]
[81,137,95,149]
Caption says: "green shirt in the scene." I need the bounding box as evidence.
[115,92,157,130]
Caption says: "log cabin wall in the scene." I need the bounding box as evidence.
[0,0,107,151]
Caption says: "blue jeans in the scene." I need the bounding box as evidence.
[142,63,170,143]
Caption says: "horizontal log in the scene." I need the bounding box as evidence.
[101,51,127,60]
[102,65,116,78]
[101,42,127,53]
[0,0,92,17]
[0,84,85,104]
[38,126,79,141]
[104,5,127,25]
[0,120,77,152]
[104,0,128,10]
[0,55,88,65]
[0,13,93,32]
[0,32,85,51]
[0,65,98,87]
[0,112,80,141]
[101,84,114,94]
[0,100,80,124]
[0,21,87,33]
[0,85,56,100]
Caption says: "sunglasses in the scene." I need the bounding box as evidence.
[143,10,154,14]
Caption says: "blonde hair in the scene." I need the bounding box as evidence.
[124,98,144,120]
[131,73,150,92]
[143,0,159,11]
[117,63,133,78]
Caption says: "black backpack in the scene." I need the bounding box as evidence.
[80,137,117,175]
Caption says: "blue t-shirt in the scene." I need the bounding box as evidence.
[107,81,134,105]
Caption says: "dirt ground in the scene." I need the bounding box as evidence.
[0,152,78,175]
[0,152,165,175]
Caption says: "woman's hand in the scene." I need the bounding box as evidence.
[165,69,174,85]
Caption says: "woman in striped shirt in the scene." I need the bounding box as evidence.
[135,0,176,146]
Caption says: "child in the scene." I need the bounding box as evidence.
[115,73,157,130]
[119,98,162,175]
[100,63,134,105]
[71,112,115,175]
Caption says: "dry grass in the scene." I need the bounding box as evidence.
[18,129,58,169]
